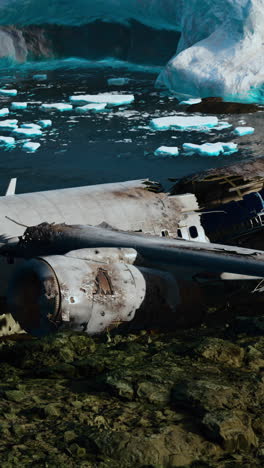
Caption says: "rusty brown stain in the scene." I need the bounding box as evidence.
[93,268,113,295]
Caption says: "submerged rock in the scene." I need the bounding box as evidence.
[186,97,260,114]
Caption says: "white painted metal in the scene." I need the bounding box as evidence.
[0,180,204,239]
[5,178,17,196]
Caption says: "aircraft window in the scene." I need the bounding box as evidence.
[177,229,182,238]
[161,230,169,237]
[189,226,198,239]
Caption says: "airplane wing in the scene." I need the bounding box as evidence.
[2,222,264,279]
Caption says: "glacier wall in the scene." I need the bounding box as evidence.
[0,0,182,30]
[0,0,263,102]
[157,0,264,102]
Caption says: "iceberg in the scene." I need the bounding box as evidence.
[13,127,42,137]
[75,103,107,113]
[157,0,264,102]
[38,119,52,128]
[0,119,18,130]
[40,103,73,112]
[154,146,179,156]
[183,142,238,156]
[233,126,255,136]
[0,1,263,102]
[0,108,9,117]
[11,102,28,110]
[0,89,17,97]
[150,115,218,131]
[69,94,135,106]
[22,141,41,152]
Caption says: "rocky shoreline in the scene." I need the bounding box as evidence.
[0,314,263,467]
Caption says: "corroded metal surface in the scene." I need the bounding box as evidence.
[0,179,199,239]
[170,157,264,207]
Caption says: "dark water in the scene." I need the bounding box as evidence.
[0,64,263,195]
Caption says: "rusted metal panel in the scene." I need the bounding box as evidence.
[171,157,264,207]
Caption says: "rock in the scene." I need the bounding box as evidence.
[202,410,258,451]
[196,338,245,368]
[44,404,61,417]
[172,379,241,413]
[5,390,26,402]
[106,375,134,400]
[186,97,260,114]
[136,381,171,405]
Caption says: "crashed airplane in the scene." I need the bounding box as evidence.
[1,156,264,337]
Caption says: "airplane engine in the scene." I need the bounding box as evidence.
[7,247,188,337]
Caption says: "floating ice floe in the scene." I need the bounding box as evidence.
[179,98,202,105]
[107,78,131,86]
[11,102,28,110]
[21,123,41,130]
[32,74,47,81]
[183,142,238,156]
[214,121,232,131]
[154,146,179,156]
[22,141,41,152]
[150,115,219,131]
[40,103,73,112]
[75,103,107,113]
[0,136,15,147]
[38,119,52,128]
[233,126,255,136]
[69,93,135,107]
[13,127,42,138]
[0,108,9,117]
[0,119,18,130]
[0,89,17,97]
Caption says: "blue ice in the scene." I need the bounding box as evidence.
[183,142,238,156]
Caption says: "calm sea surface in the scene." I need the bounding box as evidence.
[0,64,263,195]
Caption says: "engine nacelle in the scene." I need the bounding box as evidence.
[8,246,194,336]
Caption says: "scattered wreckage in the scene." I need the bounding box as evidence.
[1,156,264,337]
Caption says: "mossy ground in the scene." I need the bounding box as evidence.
[0,319,264,467]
